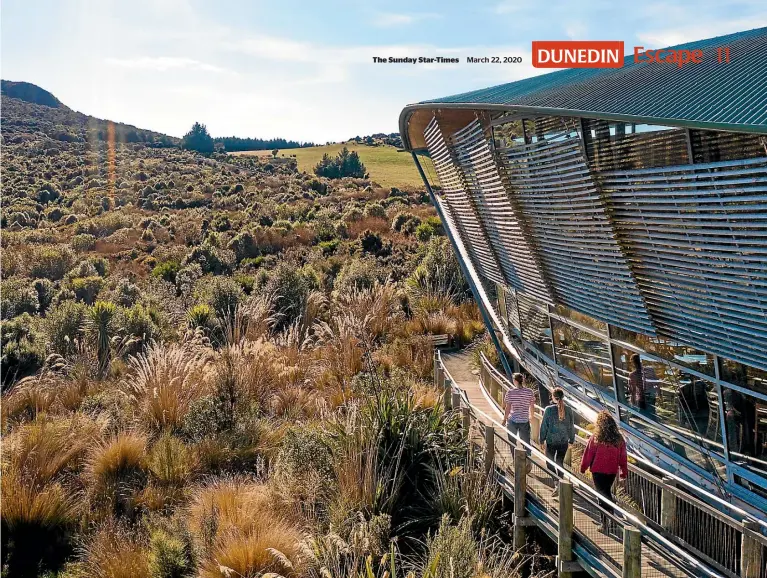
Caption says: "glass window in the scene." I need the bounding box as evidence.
[722,386,767,481]
[610,326,715,377]
[719,358,767,397]
[517,291,552,359]
[620,408,727,478]
[551,318,613,397]
[613,345,723,455]
[583,119,689,171]
[553,303,607,334]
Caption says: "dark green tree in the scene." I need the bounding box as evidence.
[181,122,214,154]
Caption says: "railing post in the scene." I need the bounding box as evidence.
[741,520,763,578]
[452,392,462,414]
[433,351,440,389]
[484,425,495,475]
[490,372,500,404]
[513,447,528,551]
[462,405,471,431]
[622,526,642,578]
[443,377,452,411]
[557,480,576,577]
[660,477,677,532]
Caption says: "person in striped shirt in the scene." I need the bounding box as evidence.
[503,373,536,455]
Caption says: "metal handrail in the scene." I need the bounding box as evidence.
[479,352,767,536]
[439,351,727,578]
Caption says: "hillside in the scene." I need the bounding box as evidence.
[0,82,522,578]
[1,79,64,108]
[233,142,428,189]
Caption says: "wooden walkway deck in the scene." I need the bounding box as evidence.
[442,350,691,578]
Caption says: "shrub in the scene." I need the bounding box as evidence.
[363,202,386,219]
[71,275,104,304]
[44,300,87,357]
[120,303,160,350]
[203,276,243,321]
[415,221,437,241]
[114,277,141,307]
[29,245,75,280]
[152,261,181,283]
[227,230,258,262]
[1,277,38,319]
[359,230,388,256]
[148,524,195,578]
[33,278,55,313]
[264,263,309,332]
[1,314,46,384]
[147,434,196,488]
[72,233,97,253]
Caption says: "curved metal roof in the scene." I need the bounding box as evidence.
[400,27,767,146]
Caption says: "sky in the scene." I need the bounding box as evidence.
[3,0,766,143]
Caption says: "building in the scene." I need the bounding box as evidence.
[399,27,767,513]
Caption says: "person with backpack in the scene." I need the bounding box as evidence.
[580,411,628,532]
[539,387,575,495]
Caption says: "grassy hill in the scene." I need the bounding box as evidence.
[233,143,426,189]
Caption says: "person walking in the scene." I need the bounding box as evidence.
[539,387,575,495]
[580,411,628,533]
[627,353,647,410]
[504,373,535,463]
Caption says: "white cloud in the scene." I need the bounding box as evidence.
[636,16,767,47]
[373,12,441,28]
[564,21,588,40]
[104,56,233,74]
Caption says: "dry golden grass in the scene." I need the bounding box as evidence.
[188,478,303,578]
[0,466,80,535]
[78,521,151,578]
[125,342,212,432]
[85,431,147,503]
[4,413,106,487]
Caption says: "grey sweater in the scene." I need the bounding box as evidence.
[539,403,575,447]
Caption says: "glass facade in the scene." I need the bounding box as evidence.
[492,285,767,499]
[551,318,613,397]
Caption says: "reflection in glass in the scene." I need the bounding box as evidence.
[551,319,613,397]
[613,345,723,455]
[610,326,715,376]
[621,409,727,478]
[517,291,552,359]
[553,303,607,333]
[719,358,767,397]
[722,387,767,479]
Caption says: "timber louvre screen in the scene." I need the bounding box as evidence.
[603,156,767,371]
[451,118,552,304]
[423,116,504,285]
[497,117,654,335]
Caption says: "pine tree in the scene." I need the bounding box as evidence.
[181,122,214,154]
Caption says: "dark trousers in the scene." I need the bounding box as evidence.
[592,472,617,523]
[507,421,531,455]
[545,443,568,474]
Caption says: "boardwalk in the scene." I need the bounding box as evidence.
[441,350,700,578]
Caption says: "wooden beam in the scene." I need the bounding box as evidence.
[558,480,575,578]
[623,526,642,578]
[484,425,495,475]
[513,448,528,551]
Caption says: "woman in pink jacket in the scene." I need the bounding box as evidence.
[580,411,628,532]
